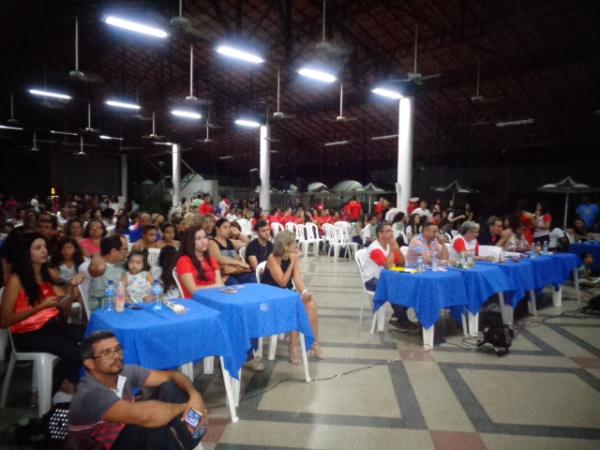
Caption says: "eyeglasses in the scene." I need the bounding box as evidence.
[93,345,124,359]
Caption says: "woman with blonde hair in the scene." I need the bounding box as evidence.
[262,231,322,363]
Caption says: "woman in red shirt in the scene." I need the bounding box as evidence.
[79,219,107,257]
[0,232,84,396]
[176,226,224,298]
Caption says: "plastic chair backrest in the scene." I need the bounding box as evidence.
[172,269,185,297]
[239,246,247,262]
[305,222,319,240]
[285,222,296,233]
[271,222,284,236]
[295,223,306,241]
[236,218,252,236]
[255,261,266,283]
[147,248,161,267]
[400,246,408,258]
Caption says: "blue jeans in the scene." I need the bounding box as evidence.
[226,272,258,285]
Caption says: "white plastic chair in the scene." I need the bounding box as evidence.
[0,289,57,417]
[147,248,160,267]
[354,249,380,332]
[239,246,247,263]
[285,222,297,235]
[171,269,215,376]
[302,223,322,257]
[236,218,252,237]
[400,246,408,258]
[255,261,280,360]
[271,222,284,237]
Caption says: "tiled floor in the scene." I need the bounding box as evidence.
[2,256,600,449]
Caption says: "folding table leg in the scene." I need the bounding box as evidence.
[528,290,538,316]
[369,310,378,334]
[422,325,434,349]
[573,269,581,301]
[254,337,263,359]
[298,333,311,382]
[219,357,239,423]
[498,293,513,326]
[179,362,194,380]
[268,335,278,360]
[203,357,214,375]
[461,314,468,337]
[467,312,479,336]
[376,304,386,332]
[552,286,562,307]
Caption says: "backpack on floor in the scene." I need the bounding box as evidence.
[477,324,512,356]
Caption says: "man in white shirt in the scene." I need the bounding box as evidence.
[361,215,378,246]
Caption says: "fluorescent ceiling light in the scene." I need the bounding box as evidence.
[371,134,398,141]
[324,140,351,147]
[104,15,168,38]
[171,109,202,120]
[219,155,233,160]
[0,124,24,130]
[235,118,261,128]
[298,67,337,83]
[99,135,123,141]
[215,45,264,64]
[496,118,535,128]
[50,130,78,136]
[105,99,141,110]
[372,87,403,100]
[152,141,174,146]
[28,89,71,100]
[249,168,258,172]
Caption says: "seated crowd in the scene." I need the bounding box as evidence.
[0,191,598,447]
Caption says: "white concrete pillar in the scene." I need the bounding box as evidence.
[396,97,414,211]
[172,143,181,207]
[259,125,271,213]
[120,153,128,202]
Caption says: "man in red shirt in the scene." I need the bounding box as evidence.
[374,197,388,221]
[198,195,214,216]
[345,197,363,222]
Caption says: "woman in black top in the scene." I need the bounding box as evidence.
[208,218,255,285]
[262,231,322,363]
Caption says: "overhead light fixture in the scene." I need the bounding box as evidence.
[249,168,258,172]
[152,141,174,146]
[496,118,535,128]
[372,87,403,100]
[324,140,351,147]
[270,150,280,154]
[171,109,202,120]
[235,118,261,128]
[104,15,168,38]
[28,88,71,101]
[298,66,337,83]
[219,155,233,160]
[105,99,141,110]
[216,44,264,64]
[0,124,24,131]
[50,130,78,136]
[371,134,399,141]
[99,134,123,141]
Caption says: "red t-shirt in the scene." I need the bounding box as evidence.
[452,236,479,255]
[520,214,534,244]
[176,255,219,298]
[347,201,362,220]
[370,248,402,266]
[199,202,214,216]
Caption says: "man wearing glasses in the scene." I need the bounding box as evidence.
[68,331,207,450]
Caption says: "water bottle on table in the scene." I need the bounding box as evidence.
[542,241,549,255]
[151,280,164,311]
[431,249,439,272]
[416,254,424,273]
[103,280,116,312]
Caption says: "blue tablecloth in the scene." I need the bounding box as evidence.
[374,269,468,329]
[526,255,572,289]
[192,284,315,374]
[480,260,536,307]
[569,243,598,271]
[450,264,513,315]
[86,301,238,377]
[552,253,581,280]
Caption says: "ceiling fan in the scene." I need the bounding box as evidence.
[394,25,441,85]
[7,94,27,127]
[29,131,39,152]
[272,70,296,120]
[314,0,350,59]
[169,0,210,39]
[325,83,358,122]
[68,17,103,83]
[198,102,214,143]
[79,102,100,134]
[142,112,165,140]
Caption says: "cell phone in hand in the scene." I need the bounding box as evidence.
[184,409,206,439]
